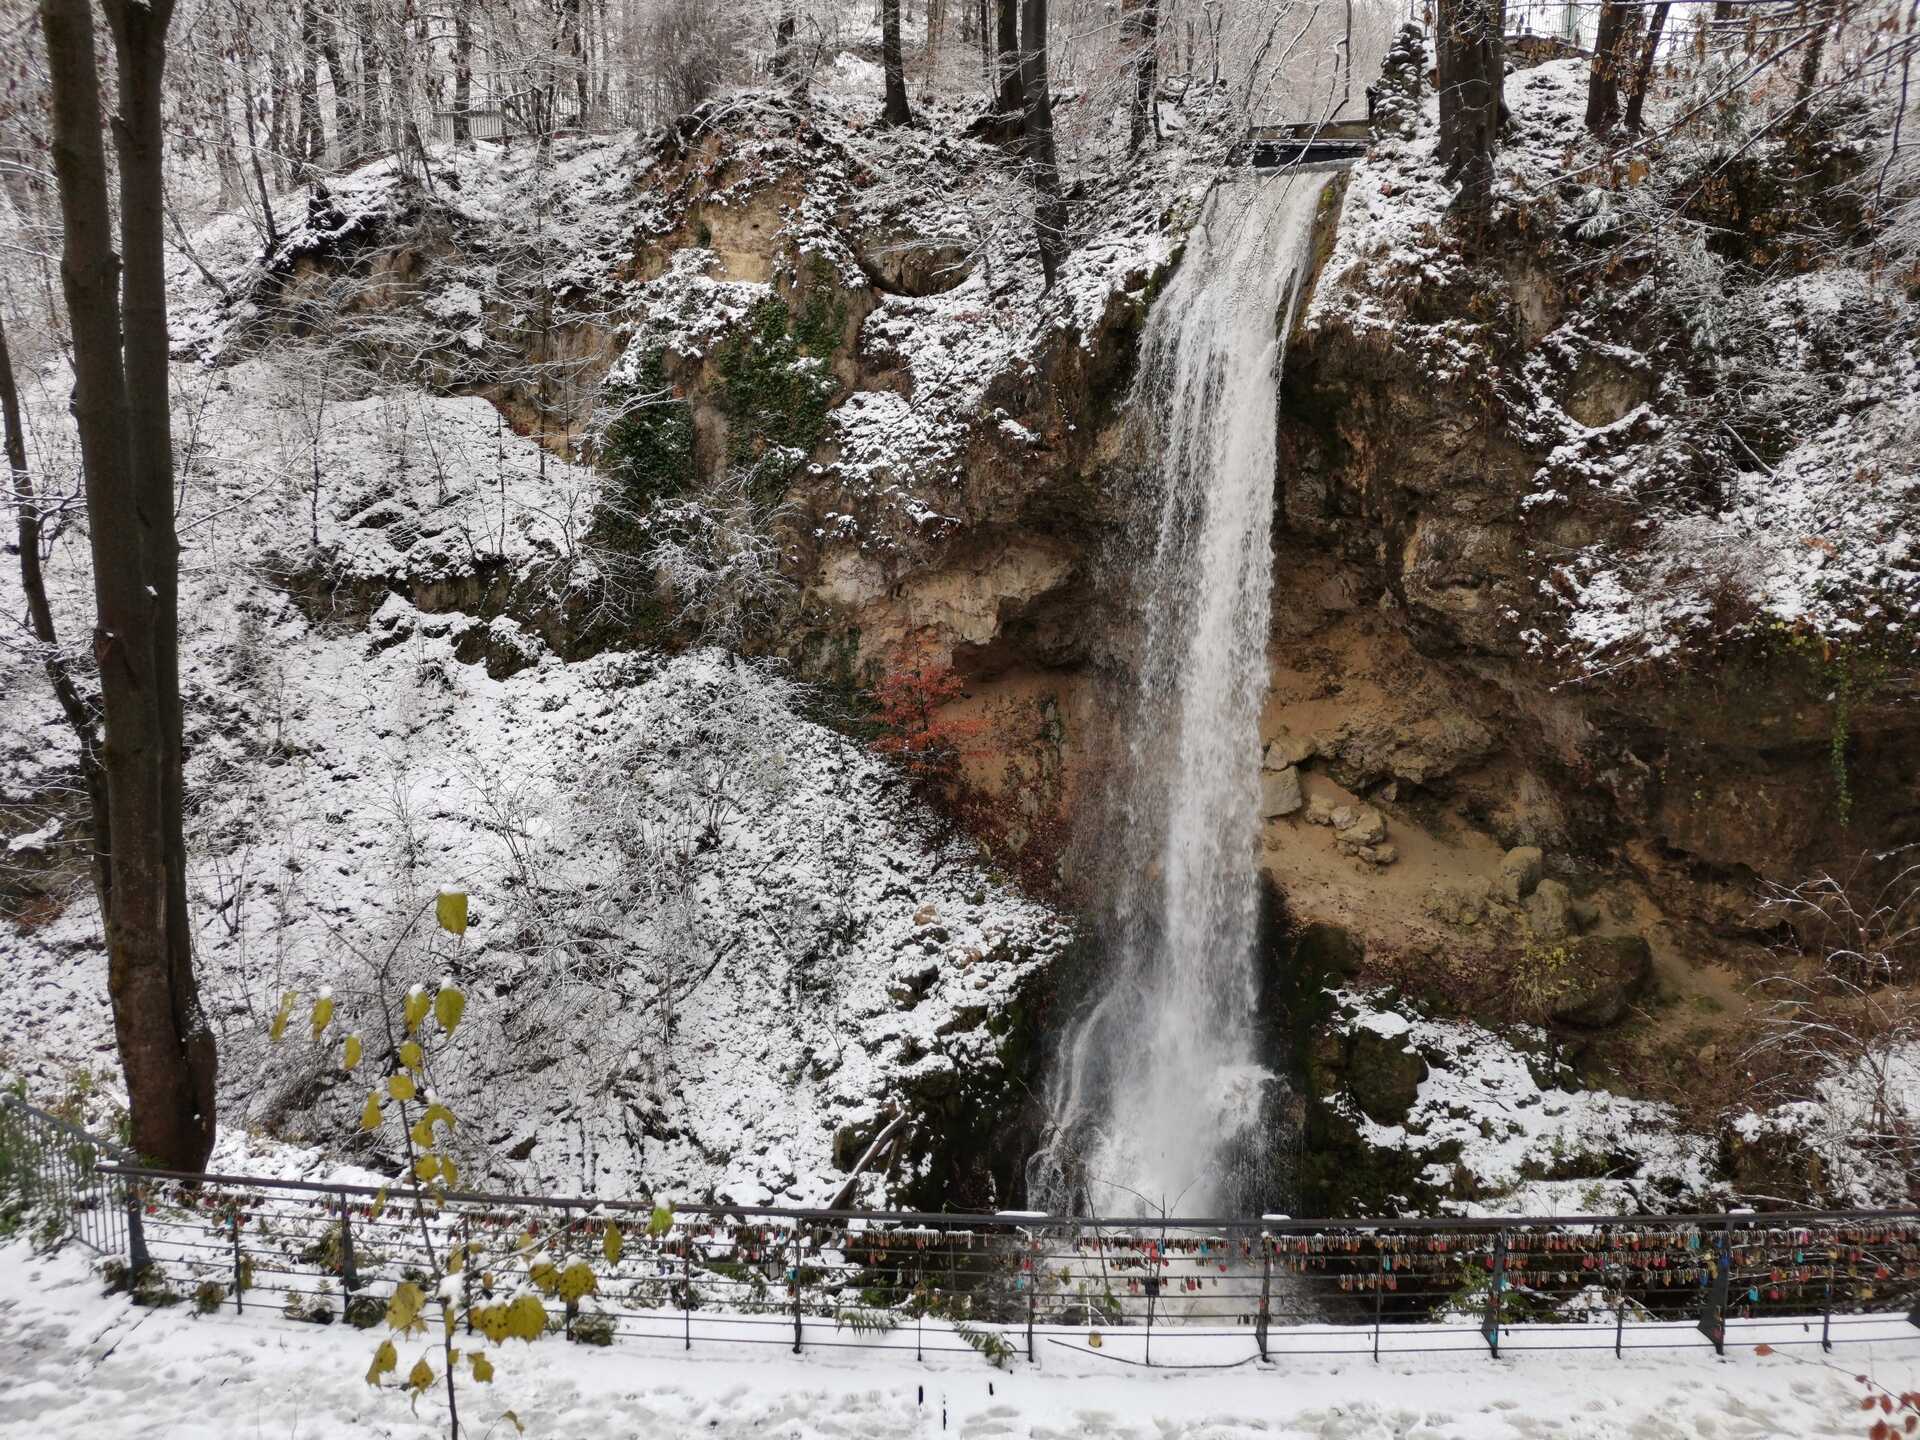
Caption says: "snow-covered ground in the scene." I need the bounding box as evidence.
[0,1240,1906,1439]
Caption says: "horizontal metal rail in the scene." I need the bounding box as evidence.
[78,1159,1920,1367]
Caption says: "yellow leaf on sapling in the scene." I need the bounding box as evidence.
[399,1040,424,1071]
[436,888,468,936]
[603,1223,623,1266]
[557,1262,597,1304]
[414,1154,440,1182]
[359,1091,384,1132]
[366,1339,398,1386]
[310,990,334,1038]
[403,987,430,1034]
[529,1261,558,1295]
[407,1356,434,1394]
[434,981,466,1035]
[440,1156,459,1189]
[370,1186,388,1222]
[471,1351,494,1383]
[411,1118,435,1149]
[343,1034,363,1071]
[386,1282,425,1333]
[269,990,297,1043]
[388,1072,417,1102]
[506,1293,548,1341]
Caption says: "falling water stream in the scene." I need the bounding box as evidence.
[1031,172,1331,1220]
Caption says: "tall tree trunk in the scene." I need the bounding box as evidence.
[354,0,384,160]
[40,0,217,1174]
[771,3,797,88]
[1586,0,1639,133]
[882,0,914,125]
[1623,1,1670,133]
[1126,0,1159,155]
[994,0,1021,113]
[320,4,355,156]
[1,315,108,898]
[1436,0,1504,233]
[296,0,323,181]
[1019,0,1067,288]
[453,9,473,142]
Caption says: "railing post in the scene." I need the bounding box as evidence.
[790,1225,803,1355]
[1480,1229,1507,1359]
[337,1191,358,1292]
[1024,1229,1038,1364]
[1607,1225,1623,1360]
[1257,1231,1272,1363]
[682,1228,692,1351]
[1697,1219,1732,1356]
[125,1179,151,1275]
[1373,1242,1385,1363]
[1144,1267,1158,1367]
[230,1208,246,1315]
[461,1214,475,1334]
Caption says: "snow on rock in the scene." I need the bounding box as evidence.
[1327,991,1716,1215]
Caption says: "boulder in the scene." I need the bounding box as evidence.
[1551,934,1654,1027]
[1348,1028,1429,1125]
[1499,846,1544,903]
[1261,765,1304,818]
[1334,804,1387,846]
[1526,878,1572,940]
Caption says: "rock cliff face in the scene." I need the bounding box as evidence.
[134,65,1916,1212]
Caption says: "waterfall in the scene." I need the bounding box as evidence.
[1033,173,1330,1219]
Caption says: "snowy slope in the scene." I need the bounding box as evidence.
[0,352,1070,1208]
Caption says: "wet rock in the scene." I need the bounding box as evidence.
[1261,765,1304,818]
[1526,878,1572,940]
[1551,934,1654,1027]
[1348,1028,1428,1125]
[1499,846,1544,903]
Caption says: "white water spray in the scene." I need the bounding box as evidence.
[1034,173,1330,1219]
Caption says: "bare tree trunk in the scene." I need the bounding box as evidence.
[453,9,473,142]
[995,0,1021,112]
[882,0,914,125]
[1,315,108,902]
[1623,0,1670,133]
[296,0,324,181]
[41,0,217,1174]
[354,0,384,160]
[320,3,356,155]
[1586,0,1638,133]
[771,3,797,87]
[235,23,283,251]
[1020,0,1067,287]
[1437,0,1504,231]
[1127,0,1159,155]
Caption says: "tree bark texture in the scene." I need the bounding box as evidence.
[1623,0,1670,133]
[1436,0,1504,229]
[882,0,914,125]
[1019,0,1067,287]
[994,0,1022,113]
[41,0,217,1173]
[1126,0,1159,155]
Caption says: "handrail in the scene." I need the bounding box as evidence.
[91,1162,1920,1232]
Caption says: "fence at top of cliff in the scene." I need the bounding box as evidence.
[6,1096,1920,1367]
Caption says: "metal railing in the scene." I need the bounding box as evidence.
[0,1093,135,1258]
[68,1160,1920,1365]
